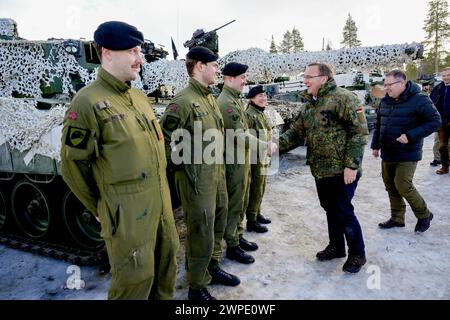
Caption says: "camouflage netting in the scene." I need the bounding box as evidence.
[0,18,18,38]
[0,40,96,98]
[0,97,66,159]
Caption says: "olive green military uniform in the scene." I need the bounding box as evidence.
[60,67,179,300]
[279,79,369,177]
[246,102,272,222]
[160,78,228,290]
[217,85,267,247]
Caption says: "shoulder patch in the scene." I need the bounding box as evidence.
[163,115,180,131]
[68,112,77,121]
[168,104,177,112]
[65,126,91,149]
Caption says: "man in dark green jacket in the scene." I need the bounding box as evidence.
[160,47,240,301]
[279,62,369,274]
[60,21,179,299]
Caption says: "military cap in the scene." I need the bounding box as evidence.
[94,21,144,50]
[247,85,265,99]
[186,46,218,63]
[222,62,248,77]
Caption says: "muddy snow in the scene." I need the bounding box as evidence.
[0,134,449,300]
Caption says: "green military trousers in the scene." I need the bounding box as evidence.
[175,167,228,290]
[246,163,268,222]
[224,163,250,248]
[98,179,180,300]
[381,161,431,223]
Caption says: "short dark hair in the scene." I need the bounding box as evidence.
[94,42,103,62]
[385,70,406,81]
[185,58,199,77]
[307,62,335,78]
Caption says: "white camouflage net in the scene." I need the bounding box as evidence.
[0,18,17,38]
[0,36,422,162]
[0,97,66,159]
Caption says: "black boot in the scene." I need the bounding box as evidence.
[188,287,216,301]
[378,219,405,229]
[239,237,258,251]
[415,213,433,233]
[342,255,366,273]
[226,246,255,264]
[316,244,346,261]
[247,220,268,233]
[430,160,441,166]
[257,213,271,224]
[210,267,240,286]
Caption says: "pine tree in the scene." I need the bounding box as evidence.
[269,35,278,53]
[279,30,293,53]
[341,13,362,48]
[326,40,333,51]
[423,0,450,74]
[291,27,304,52]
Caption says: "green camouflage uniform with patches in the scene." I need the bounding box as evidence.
[279,79,369,179]
[246,102,272,222]
[160,78,228,290]
[217,85,267,247]
[60,67,180,300]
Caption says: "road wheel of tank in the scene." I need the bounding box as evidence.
[11,180,51,238]
[0,191,7,230]
[62,191,104,251]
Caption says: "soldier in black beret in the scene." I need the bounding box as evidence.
[61,21,180,300]
[247,85,265,99]
[222,62,248,77]
[185,46,218,63]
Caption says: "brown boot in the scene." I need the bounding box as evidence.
[436,166,449,174]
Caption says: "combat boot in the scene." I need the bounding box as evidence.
[316,244,346,261]
[247,220,268,233]
[226,246,255,264]
[378,219,405,229]
[429,160,441,166]
[342,255,366,273]
[210,267,240,286]
[239,237,258,251]
[436,166,449,174]
[257,213,271,224]
[188,288,216,301]
[415,213,434,233]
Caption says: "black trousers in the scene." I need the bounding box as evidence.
[315,175,365,257]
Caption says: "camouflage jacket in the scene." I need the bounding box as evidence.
[279,79,369,180]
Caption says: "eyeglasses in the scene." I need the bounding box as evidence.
[384,80,402,88]
[304,74,324,80]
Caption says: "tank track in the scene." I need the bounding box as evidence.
[0,231,104,266]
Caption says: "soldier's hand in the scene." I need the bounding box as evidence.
[344,168,357,185]
[396,134,408,144]
[372,149,380,158]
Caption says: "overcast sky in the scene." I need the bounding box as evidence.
[1,0,431,59]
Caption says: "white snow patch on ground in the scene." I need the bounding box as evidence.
[0,134,449,300]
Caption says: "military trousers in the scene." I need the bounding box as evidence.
[224,163,250,248]
[315,175,365,257]
[175,167,228,290]
[381,161,431,223]
[438,124,450,167]
[98,180,180,300]
[246,163,268,223]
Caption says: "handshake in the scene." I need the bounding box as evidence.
[267,141,278,156]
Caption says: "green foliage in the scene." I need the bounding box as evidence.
[423,0,450,74]
[341,13,362,48]
[270,35,278,53]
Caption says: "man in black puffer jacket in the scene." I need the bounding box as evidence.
[371,70,441,233]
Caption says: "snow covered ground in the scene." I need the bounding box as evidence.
[0,134,449,300]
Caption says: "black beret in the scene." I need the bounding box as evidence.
[222,62,248,77]
[186,46,218,63]
[94,21,144,50]
[247,85,265,99]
